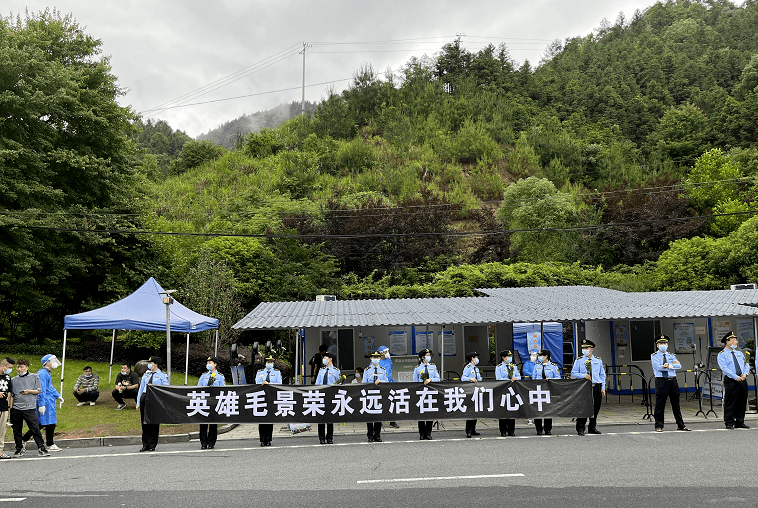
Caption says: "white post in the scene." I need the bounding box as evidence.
[166,303,172,385]
[60,330,67,408]
[184,333,190,385]
[108,329,117,384]
[214,329,219,357]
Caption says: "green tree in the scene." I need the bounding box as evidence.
[496,177,584,262]
[684,148,741,212]
[0,10,159,340]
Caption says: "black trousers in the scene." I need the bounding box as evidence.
[258,424,273,443]
[534,418,552,433]
[23,423,55,446]
[654,377,685,429]
[723,377,748,426]
[200,424,219,446]
[576,383,602,433]
[73,390,100,403]
[112,388,138,405]
[465,419,477,435]
[366,422,382,439]
[139,396,159,449]
[498,418,515,435]
[418,420,433,438]
[318,423,333,441]
[11,408,45,452]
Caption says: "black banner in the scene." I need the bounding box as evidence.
[143,380,592,424]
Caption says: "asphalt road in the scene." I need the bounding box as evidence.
[0,421,755,508]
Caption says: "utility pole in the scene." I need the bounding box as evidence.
[300,42,312,115]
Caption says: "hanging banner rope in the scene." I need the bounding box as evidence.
[143,379,593,424]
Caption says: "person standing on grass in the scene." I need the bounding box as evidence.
[22,354,64,452]
[0,357,15,459]
[10,358,49,457]
[73,366,100,406]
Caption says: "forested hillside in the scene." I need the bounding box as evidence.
[197,101,318,149]
[4,1,758,347]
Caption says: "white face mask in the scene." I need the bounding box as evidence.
[504,357,512,364]
[658,344,668,352]
[147,363,154,371]
[266,363,274,369]
[371,358,380,365]
[4,368,11,375]
[582,349,591,357]
[538,356,545,363]
[529,354,537,362]
[472,358,479,366]
[384,352,390,359]
[424,356,431,363]
[730,343,738,350]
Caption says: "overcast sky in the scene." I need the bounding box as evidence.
[10,1,670,137]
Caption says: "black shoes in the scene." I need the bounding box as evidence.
[536,430,543,435]
[201,444,207,450]
[735,423,751,429]
[374,436,382,442]
[466,433,472,438]
[326,438,333,444]
[577,431,585,436]
[588,429,602,434]
[471,431,480,436]
[139,447,155,452]
[319,439,326,444]
[545,430,552,435]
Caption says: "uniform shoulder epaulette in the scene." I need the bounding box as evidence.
[576,356,583,361]
[497,362,505,367]
[594,356,601,360]
[551,362,559,367]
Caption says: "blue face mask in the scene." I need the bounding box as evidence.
[5,368,11,375]
[582,349,591,357]
[206,364,213,371]
[730,344,738,350]
[371,358,379,365]
[505,357,512,364]
[424,356,431,363]
[472,358,479,366]
[147,363,154,371]
[658,344,668,352]
[322,358,328,366]
[84,373,92,378]
[266,363,274,370]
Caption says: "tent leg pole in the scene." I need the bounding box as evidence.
[294,329,299,385]
[214,329,219,358]
[185,333,190,386]
[109,329,117,385]
[60,330,67,408]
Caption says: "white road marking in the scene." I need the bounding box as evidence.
[0,499,26,502]
[358,473,525,484]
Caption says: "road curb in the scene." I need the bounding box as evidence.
[3,424,237,451]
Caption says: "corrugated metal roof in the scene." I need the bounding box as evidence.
[233,286,758,330]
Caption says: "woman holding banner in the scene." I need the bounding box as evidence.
[413,349,440,440]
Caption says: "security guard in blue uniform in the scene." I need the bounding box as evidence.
[571,339,606,436]
[717,331,751,430]
[315,352,339,444]
[198,356,226,449]
[532,349,561,435]
[495,350,520,436]
[255,355,282,446]
[135,356,169,452]
[651,336,691,432]
[363,351,389,442]
[413,348,440,440]
[461,351,482,438]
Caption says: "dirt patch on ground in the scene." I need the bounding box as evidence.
[58,423,198,439]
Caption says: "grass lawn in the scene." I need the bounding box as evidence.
[3,355,203,440]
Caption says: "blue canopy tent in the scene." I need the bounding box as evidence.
[62,277,219,395]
